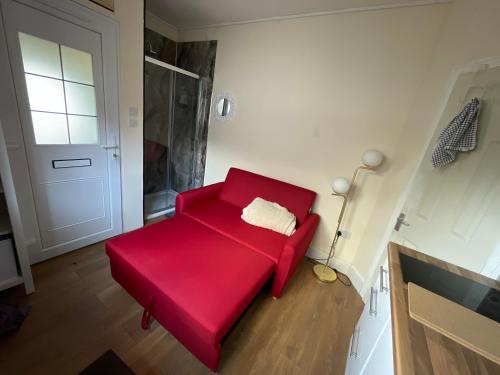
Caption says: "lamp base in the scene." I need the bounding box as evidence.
[313,264,338,283]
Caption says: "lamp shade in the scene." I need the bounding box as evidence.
[331,177,351,195]
[362,149,383,169]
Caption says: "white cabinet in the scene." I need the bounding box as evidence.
[0,232,18,282]
[363,319,394,375]
[0,121,34,294]
[0,178,22,291]
[345,256,393,375]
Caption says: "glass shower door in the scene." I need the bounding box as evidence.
[143,55,202,219]
[144,62,173,215]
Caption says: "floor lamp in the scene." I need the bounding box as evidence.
[313,149,384,283]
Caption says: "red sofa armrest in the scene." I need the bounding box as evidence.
[271,213,320,298]
[176,182,224,215]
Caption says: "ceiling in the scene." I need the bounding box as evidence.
[146,0,448,29]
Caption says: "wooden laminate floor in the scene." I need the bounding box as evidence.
[0,239,363,375]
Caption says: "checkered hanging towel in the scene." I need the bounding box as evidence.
[431,97,481,168]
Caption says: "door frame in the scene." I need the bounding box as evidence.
[360,55,500,297]
[0,0,122,263]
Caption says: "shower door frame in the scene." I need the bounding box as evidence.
[144,55,201,220]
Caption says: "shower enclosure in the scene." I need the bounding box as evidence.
[144,57,201,219]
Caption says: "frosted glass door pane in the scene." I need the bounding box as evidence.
[19,32,62,79]
[31,112,69,144]
[18,33,101,145]
[61,46,94,85]
[25,74,66,112]
[68,115,98,144]
[64,82,96,116]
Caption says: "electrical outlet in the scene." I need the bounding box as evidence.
[129,106,139,117]
[129,106,138,128]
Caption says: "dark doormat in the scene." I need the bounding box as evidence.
[79,350,135,375]
[0,304,31,336]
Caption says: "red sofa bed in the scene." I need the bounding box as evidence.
[106,168,320,371]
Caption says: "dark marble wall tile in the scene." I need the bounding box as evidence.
[170,74,198,193]
[176,41,217,79]
[144,28,176,65]
[174,41,217,189]
[143,27,217,202]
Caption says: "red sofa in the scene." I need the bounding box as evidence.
[106,168,319,371]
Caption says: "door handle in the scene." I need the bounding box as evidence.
[101,144,119,159]
[394,212,410,231]
[101,144,119,149]
[350,328,360,358]
[369,287,378,317]
[102,135,119,159]
[380,266,389,293]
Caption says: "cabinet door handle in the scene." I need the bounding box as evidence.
[350,328,360,358]
[380,265,389,293]
[369,287,378,316]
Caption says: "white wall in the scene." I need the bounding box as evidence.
[352,0,500,293]
[146,11,178,41]
[179,4,449,288]
[76,0,144,232]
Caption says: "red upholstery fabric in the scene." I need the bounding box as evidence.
[107,168,320,371]
[272,213,320,297]
[106,215,274,371]
[184,199,286,264]
[219,168,316,225]
[175,182,224,216]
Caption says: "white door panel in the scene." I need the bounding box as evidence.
[362,319,394,375]
[38,177,109,246]
[41,178,106,231]
[1,0,122,261]
[346,262,393,375]
[392,66,500,276]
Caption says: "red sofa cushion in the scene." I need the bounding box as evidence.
[106,215,274,346]
[184,199,286,264]
[219,168,316,225]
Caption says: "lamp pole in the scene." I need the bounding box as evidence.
[313,165,375,283]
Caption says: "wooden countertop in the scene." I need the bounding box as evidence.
[388,242,500,375]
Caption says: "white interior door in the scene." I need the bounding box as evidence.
[391,66,500,278]
[1,0,122,261]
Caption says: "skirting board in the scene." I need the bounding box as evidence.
[306,247,365,294]
[348,266,365,296]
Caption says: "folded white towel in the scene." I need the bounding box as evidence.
[241,197,296,236]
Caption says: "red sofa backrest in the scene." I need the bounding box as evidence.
[219,168,316,225]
